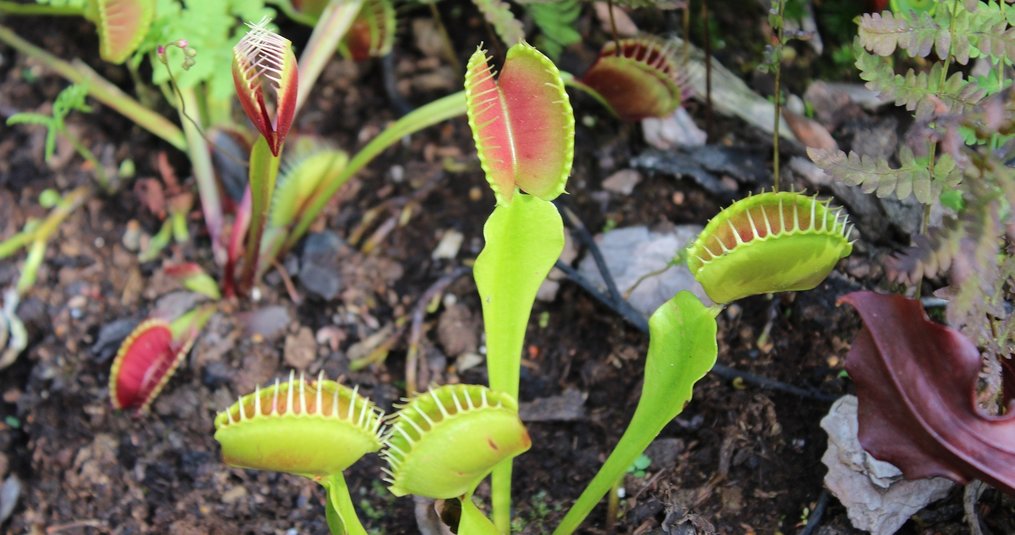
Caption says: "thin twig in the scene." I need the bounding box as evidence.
[555,201,623,304]
[405,266,472,396]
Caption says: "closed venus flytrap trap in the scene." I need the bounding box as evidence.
[686,191,855,304]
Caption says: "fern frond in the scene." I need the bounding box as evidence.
[889,196,1001,287]
[471,0,524,46]
[858,11,939,57]
[854,44,986,118]
[5,113,53,127]
[529,0,581,60]
[807,146,960,204]
[945,1,1015,66]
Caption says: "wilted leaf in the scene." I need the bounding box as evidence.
[840,291,1015,494]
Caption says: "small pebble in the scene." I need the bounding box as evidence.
[122,220,142,252]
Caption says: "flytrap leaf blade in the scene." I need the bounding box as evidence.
[840,292,1015,494]
[473,194,564,397]
[554,291,718,533]
[465,43,575,204]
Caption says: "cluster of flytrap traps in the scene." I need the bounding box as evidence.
[66,8,854,534]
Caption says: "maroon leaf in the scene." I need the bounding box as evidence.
[840,291,1015,494]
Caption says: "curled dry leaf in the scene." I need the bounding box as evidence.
[840,291,1015,494]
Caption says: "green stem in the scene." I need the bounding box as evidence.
[177,86,225,262]
[553,406,656,534]
[491,464,512,534]
[240,137,281,292]
[282,90,467,253]
[66,133,111,193]
[0,1,83,16]
[560,72,617,118]
[0,25,186,151]
[323,473,367,535]
[459,494,500,535]
[11,186,90,294]
[428,2,462,75]
[771,0,785,192]
[295,0,363,115]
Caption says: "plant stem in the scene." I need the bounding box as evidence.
[177,87,226,263]
[282,90,467,254]
[459,494,500,535]
[0,1,82,16]
[771,0,785,192]
[606,476,621,529]
[428,2,462,75]
[66,133,112,193]
[240,137,282,293]
[323,473,367,535]
[0,26,186,151]
[12,186,90,294]
[296,0,363,116]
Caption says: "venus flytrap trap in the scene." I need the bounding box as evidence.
[687,192,855,304]
[110,305,215,412]
[575,36,684,121]
[214,372,384,535]
[382,384,530,534]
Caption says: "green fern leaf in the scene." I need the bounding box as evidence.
[471,0,524,46]
[854,42,986,118]
[807,146,960,204]
[858,11,939,57]
[529,0,581,59]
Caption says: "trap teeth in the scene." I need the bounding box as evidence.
[213,374,384,477]
[686,191,853,304]
[381,384,531,499]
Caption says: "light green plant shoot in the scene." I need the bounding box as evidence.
[553,291,719,533]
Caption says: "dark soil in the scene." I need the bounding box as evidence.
[0,3,1013,535]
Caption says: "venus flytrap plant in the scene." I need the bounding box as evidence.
[464,41,574,532]
[214,372,385,535]
[232,18,298,293]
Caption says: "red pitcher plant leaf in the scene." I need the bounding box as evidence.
[840,291,1015,494]
[90,0,156,64]
[232,18,298,157]
[580,36,684,121]
[464,42,575,204]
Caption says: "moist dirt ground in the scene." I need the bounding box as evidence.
[0,3,1013,535]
